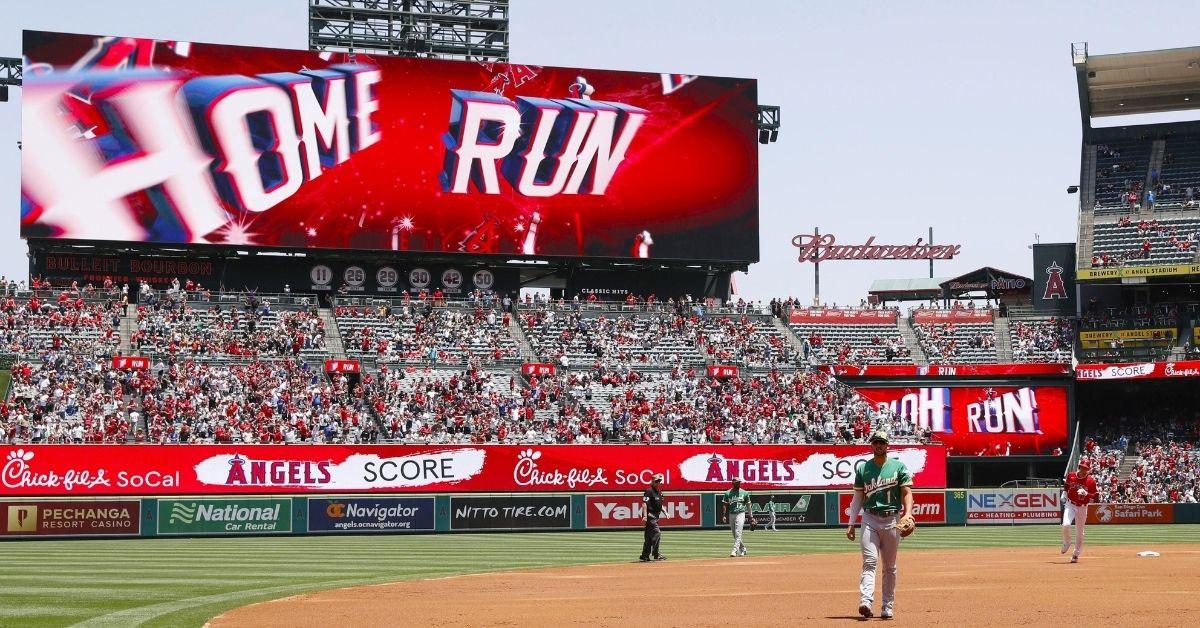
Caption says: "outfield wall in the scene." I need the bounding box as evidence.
[2,493,1195,540]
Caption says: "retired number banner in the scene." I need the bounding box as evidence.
[0,444,946,496]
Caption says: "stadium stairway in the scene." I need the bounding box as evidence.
[1078,145,1096,265]
[119,303,135,353]
[509,312,537,361]
[993,316,1014,362]
[898,318,930,366]
[771,315,808,359]
[318,307,347,358]
[1144,140,1166,213]
[1118,455,1141,480]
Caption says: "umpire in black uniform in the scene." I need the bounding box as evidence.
[639,473,667,562]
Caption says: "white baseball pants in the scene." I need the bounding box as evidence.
[1061,502,1087,558]
[859,512,900,614]
[729,512,746,554]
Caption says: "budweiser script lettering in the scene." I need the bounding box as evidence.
[2,455,110,491]
[513,454,608,489]
[792,232,961,264]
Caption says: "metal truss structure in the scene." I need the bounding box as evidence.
[308,0,509,62]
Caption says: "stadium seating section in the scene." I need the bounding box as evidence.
[1092,140,1152,212]
[1010,317,1073,363]
[913,322,997,364]
[1091,216,1199,267]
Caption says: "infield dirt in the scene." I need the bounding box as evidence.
[210,544,1200,626]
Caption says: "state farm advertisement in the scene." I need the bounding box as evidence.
[0,444,945,496]
[21,31,758,262]
[853,386,1069,456]
[838,491,946,525]
[586,494,702,528]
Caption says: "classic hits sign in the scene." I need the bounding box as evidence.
[21,30,758,262]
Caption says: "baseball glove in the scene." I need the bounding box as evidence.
[896,514,916,538]
[749,517,758,531]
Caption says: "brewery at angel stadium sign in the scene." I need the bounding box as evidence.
[792,231,961,263]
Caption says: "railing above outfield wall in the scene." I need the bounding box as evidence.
[5,491,1195,540]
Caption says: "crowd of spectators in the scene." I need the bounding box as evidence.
[913,323,996,363]
[1010,318,1073,363]
[134,300,326,358]
[2,352,133,444]
[0,289,122,356]
[1081,416,1200,504]
[339,302,519,364]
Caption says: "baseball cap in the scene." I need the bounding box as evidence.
[869,429,890,443]
[651,473,664,482]
[1077,460,1091,471]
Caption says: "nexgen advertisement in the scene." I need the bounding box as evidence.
[0,444,946,496]
[21,31,759,262]
[852,386,1069,456]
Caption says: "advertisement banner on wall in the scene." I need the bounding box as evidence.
[585,494,702,528]
[449,495,572,531]
[0,500,140,537]
[1086,503,1174,525]
[966,489,1061,524]
[788,308,898,325]
[821,364,1071,378]
[837,491,945,525]
[0,444,947,497]
[1075,360,1200,381]
[911,309,994,324]
[851,386,1070,455]
[717,493,826,527]
[307,497,435,533]
[22,31,758,263]
[157,498,292,535]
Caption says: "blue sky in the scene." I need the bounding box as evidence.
[4,0,1200,304]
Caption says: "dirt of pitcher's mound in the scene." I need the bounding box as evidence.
[210,545,1200,627]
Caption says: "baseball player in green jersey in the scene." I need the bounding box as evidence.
[722,478,756,557]
[846,430,914,620]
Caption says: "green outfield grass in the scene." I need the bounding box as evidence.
[2,524,1196,627]
[0,370,11,400]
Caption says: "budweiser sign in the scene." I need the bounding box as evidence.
[792,231,961,263]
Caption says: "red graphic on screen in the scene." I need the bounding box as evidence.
[853,386,1069,456]
[20,31,759,262]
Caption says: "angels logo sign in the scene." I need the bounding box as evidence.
[1043,261,1068,300]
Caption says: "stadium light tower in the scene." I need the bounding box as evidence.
[0,56,20,102]
[308,0,509,62]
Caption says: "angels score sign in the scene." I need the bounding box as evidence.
[0,444,945,496]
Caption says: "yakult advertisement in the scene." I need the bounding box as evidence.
[852,386,1070,455]
[20,31,758,262]
[0,444,945,496]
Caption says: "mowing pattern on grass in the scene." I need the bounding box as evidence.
[1,525,1197,627]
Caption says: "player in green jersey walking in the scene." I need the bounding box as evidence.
[722,478,756,557]
[845,430,914,620]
